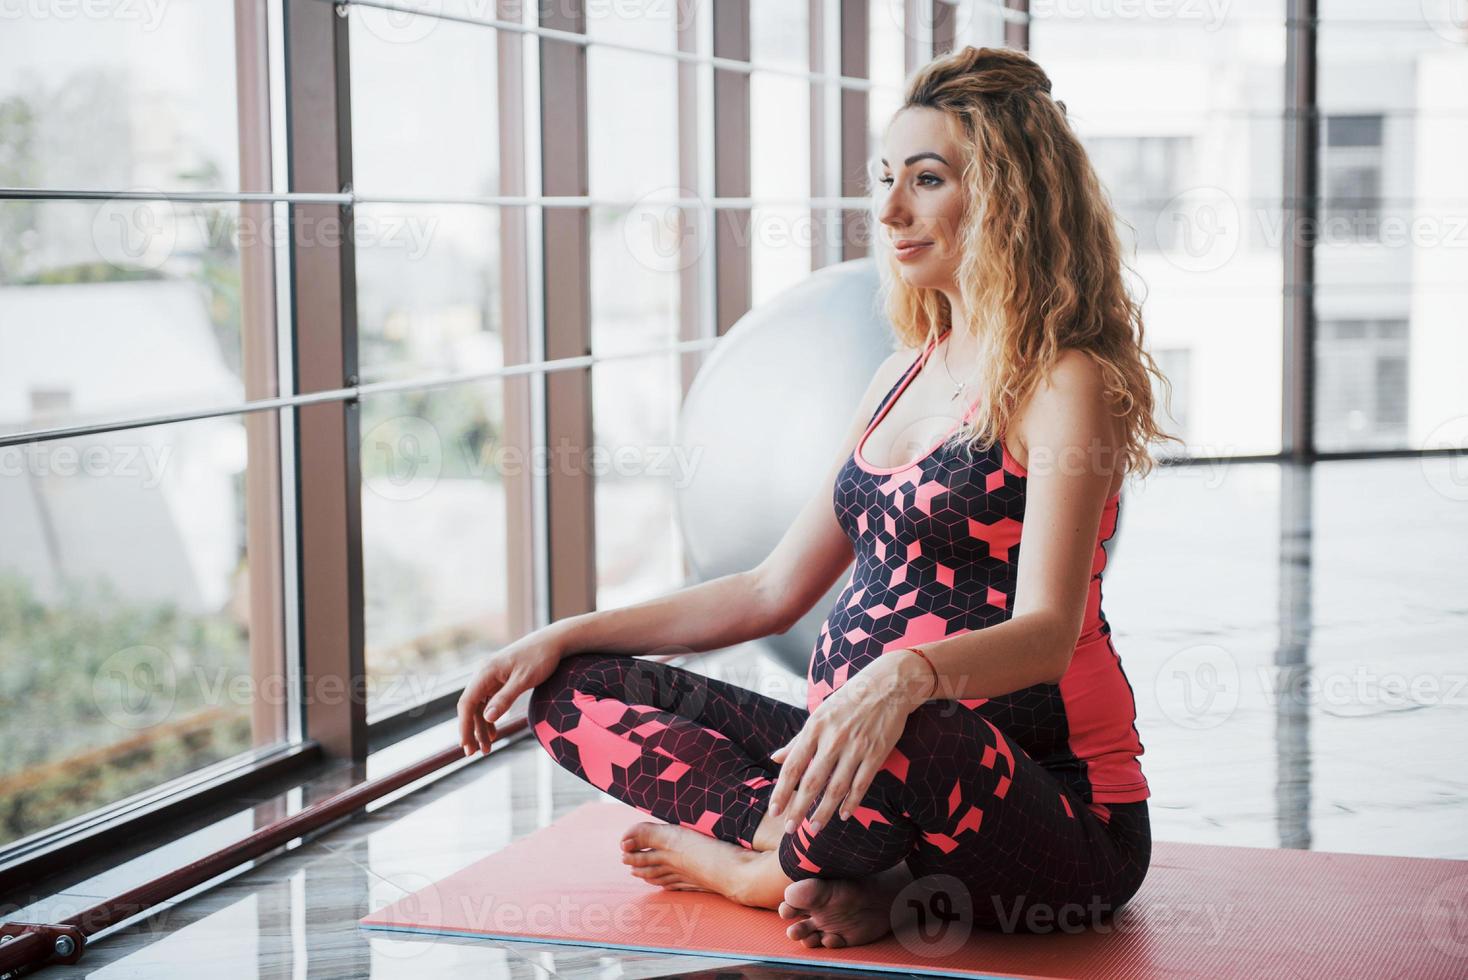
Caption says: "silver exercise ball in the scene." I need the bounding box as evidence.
[674,257,895,676]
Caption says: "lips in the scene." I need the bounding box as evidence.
[893,240,933,260]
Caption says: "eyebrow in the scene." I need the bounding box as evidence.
[879,151,951,169]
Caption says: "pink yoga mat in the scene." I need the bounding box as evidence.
[359,799,1468,978]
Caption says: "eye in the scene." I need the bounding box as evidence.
[877,172,942,188]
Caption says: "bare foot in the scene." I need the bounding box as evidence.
[777,865,912,948]
[620,821,764,902]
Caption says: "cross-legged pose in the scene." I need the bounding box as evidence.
[460,44,1181,951]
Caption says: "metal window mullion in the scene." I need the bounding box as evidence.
[1283,0,1317,459]
[499,0,536,640]
[540,0,596,620]
[284,0,366,763]
[1007,0,1031,50]
[713,0,752,336]
[236,0,288,755]
[839,0,870,261]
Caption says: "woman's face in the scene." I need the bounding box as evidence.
[874,105,968,292]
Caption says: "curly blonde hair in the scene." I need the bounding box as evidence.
[877,45,1183,480]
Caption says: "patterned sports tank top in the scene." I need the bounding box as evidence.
[807,336,1150,805]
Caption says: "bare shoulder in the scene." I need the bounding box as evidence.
[1010,348,1116,458]
[856,347,917,408]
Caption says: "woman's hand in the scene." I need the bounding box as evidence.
[456,627,567,756]
[767,650,935,834]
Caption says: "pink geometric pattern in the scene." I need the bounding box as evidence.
[526,337,1154,927]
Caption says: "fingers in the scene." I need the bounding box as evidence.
[457,691,482,755]
[472,709,495,754]
[482,676,521,727]
[809,751,861,831]
[783,741,838,834]
[769,733,815,819]
[838,757,881,821]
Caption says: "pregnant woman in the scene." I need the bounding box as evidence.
[458,44,1181,949]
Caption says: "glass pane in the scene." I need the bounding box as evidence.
[360,383,512,716]
[349,12,499,198]
[751,0,808,71]
[592,353,686,610]
[751,67,813,302]
[0,0,246,192]
[1031,9,1286,457]
[0,198,264,435]
[586,0,684,49]
[588,46,679,203]
[869,0,906,91]
[942,0,1022,49]
[354,203,502,385]
[0,410,286,846]
[591,203,682,356]
[1317,14,1468,451]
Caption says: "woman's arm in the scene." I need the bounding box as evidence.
[548,351,914,661]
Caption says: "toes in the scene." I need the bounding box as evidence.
[822,932,847,948]
[621,821,667,850]
[777,900,808,921]
[784,876,830,911]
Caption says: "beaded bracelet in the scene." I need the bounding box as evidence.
[902,646,939,700]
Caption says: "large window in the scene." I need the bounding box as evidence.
[1031,0,1288,458]
[1316,3,1468,453]
[0,3,287,846]
[4,0,1461,872]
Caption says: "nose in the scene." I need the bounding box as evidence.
[877,181,909,235]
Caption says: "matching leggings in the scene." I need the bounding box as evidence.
[527,651,1151,932]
